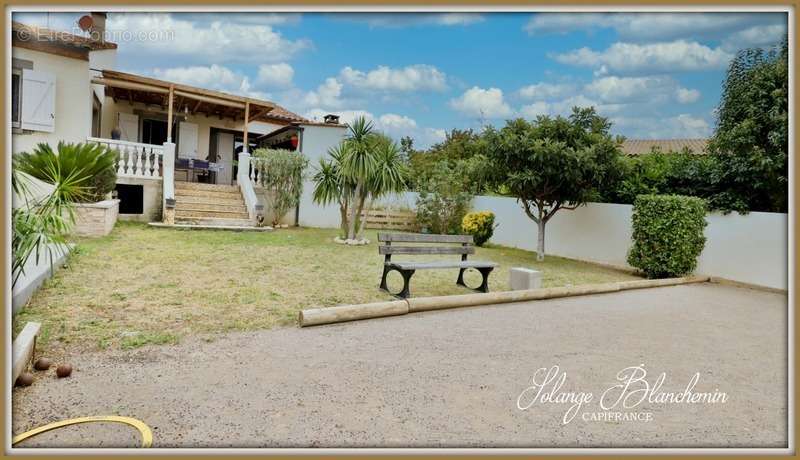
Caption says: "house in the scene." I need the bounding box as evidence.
[620,138,709,156]
[11,15,348,229]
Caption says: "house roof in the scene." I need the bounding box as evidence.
[621,138,709,156]
[12,21,118,57]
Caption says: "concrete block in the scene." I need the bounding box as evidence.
[510,267,542,290]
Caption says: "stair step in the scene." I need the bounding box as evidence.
[149,222,271,232]
[175,195,244,206]
[175,216,256,227]
[175,182,240,193]
[175,188,243,199]
[176,202,248,213]
[176,209,250,219]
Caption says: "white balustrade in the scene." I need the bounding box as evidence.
[87,137,164,179]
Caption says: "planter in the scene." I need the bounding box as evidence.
[72,199,120,237]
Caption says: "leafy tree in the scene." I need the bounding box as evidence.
[253,148,308,227]
[484,107,623,261]
[408,128,488,192]
[708,39,788,213]
[603,148,717,205]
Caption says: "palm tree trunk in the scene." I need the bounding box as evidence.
[357,196,372,240]
[347,182,362,240]
[339,201,349,239]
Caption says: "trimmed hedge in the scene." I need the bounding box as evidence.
[462,211,496,246]
[627,194,707,278]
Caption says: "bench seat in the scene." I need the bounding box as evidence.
[387,260,498,270]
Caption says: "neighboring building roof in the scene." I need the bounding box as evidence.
[12,21,117,51]
[621,138,709,155]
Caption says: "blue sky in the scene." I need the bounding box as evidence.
[13,11,788,148]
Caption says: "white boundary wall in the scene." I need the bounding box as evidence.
[300,192,788,290]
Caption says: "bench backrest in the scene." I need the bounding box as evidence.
[377,232,475,256]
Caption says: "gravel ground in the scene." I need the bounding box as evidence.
[12,283,787,449]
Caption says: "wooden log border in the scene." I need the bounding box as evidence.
[12,322,41,385]
[299,276,710,327]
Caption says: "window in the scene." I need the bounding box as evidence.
[12,69,21,128]
[141,118,168,145]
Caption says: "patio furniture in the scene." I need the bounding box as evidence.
[378,232,498,299]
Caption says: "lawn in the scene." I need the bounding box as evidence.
[14,222,640,355]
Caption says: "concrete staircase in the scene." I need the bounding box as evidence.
[174,182,255,228]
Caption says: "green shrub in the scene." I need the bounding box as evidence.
[15,142,118,203]
[253,148,309,226]
[627,194,707,278]
[461,211,496,246]
[415,161,472,234]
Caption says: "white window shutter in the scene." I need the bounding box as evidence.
[118,112,139,142]
[21,69,56,133]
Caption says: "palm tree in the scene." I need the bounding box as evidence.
[312,117,409,242]
[339,117,377,240]
[356,135,408,239]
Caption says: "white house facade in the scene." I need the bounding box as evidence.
[11,17,347,228]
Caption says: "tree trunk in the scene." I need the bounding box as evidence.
[347,182,362,240]
[357,196,372,240]
[536,218,546,261]
[339,202,349,239]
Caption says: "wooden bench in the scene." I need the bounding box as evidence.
[378,232,498,299]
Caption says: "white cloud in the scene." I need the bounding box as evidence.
[106,13,311,63]
[339,64,447,92]
[675,87,701,104]
[518,82,574,100]
[525,12,786,45]
[722,24,788,51]
[450,86,514,119]
[257,63,294,88]
[151,64,270,100]
[519,101,552,119]
[554,40,733,74]
[334,13,484,28]
[302,77,346,109]
[378,113,417,130]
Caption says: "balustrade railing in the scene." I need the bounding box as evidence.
[87,137,164,179]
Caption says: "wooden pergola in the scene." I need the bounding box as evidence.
[91,69,277,150]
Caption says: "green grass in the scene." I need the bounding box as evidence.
[14,221,639,355]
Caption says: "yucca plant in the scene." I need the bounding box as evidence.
[15,141,118,203]
[312,117,409,241]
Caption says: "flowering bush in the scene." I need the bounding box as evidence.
[461,211,496,246]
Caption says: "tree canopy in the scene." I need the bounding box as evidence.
[708,39,788,213]
[484,107,623,260]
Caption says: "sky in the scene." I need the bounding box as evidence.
[13,11,789,148]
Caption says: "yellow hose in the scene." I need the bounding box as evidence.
[12,415,153,448]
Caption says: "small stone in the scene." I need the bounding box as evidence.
[56,364,73,378]
[33,357,53,371]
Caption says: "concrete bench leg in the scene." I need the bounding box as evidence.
[456,267,494,293]
[380,266,415,299]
